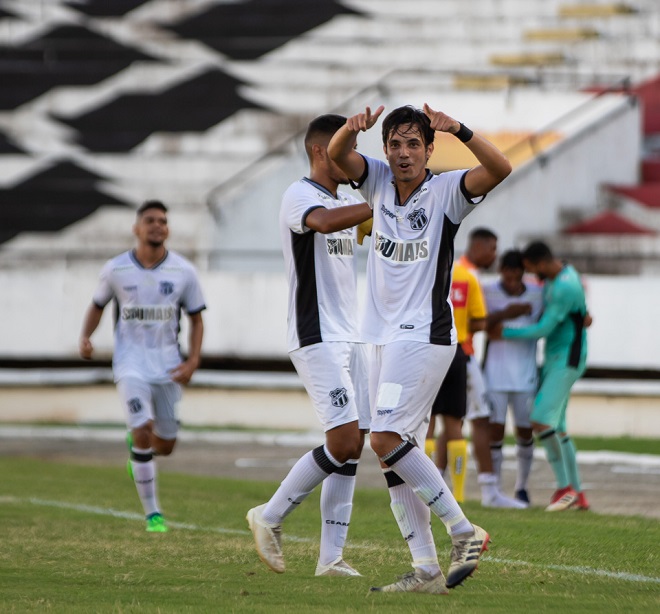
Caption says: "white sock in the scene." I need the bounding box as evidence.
[385,470,439,576]
[130,447,160,517]
[491,440,504,485]
[515,438,535,492]
[263,446,340,525]
[384,442,472,537]
[319,462,357,566]
[478,472,499,501]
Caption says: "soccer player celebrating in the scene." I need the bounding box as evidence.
[328,104,511,592]
[489,241,590,512]
[246,115,373,576]
[79,200,206,533]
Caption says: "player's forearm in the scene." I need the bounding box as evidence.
[462,133,512,196]
[307,203,372,234]
[503,314,557,340]
[327,127,363,180]
[80,304,104,340]
[186,314,204,368]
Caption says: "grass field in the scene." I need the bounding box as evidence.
[1,457,658,613]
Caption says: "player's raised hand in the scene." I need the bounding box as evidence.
[346,105,385,133]
[423,103,460,134]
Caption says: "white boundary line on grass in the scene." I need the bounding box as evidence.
[2,495,659,586]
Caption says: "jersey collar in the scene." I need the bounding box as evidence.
[392,169,433,207]
[130,249,169,270]
[302,177,337,199]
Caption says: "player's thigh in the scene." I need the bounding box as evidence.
[531,367,580,428]
[431,344,467,420]
[116,377,154,430]
[371,341,456,445]
[290,342,360,432]
[151,382,182,440]
[348,342,371,431]
[465,355,490,421]
[510,391,534,429]
[487,391,509,425]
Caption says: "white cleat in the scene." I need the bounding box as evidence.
[315,557,362,577]
[246,504,285,573]
[482,490,529,509]
[446,524,490,589]
[370,568,448,594]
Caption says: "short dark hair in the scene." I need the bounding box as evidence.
[469,227,498,242]
[522,241,553,263]
[381,105,435,148]
[499,249,524,270]
[304,114,346,155]
[137,200,168,216]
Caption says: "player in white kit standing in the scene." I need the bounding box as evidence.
[329,104,512,592]
[79,200,205,532]
[483,249,544,504]
[246,115,373,577]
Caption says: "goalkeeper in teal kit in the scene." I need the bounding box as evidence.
[489,241,590,512]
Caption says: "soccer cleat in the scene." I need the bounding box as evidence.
[146,513,168,533]
[315,557,362,577]
[446,524,490,589]
[515,489,531,504]
[246,504,285,573]
[482,490,528,509]
[573,491,590,511]
[545,488,578,512]
[548,486,572,504]
[369,568,448,594]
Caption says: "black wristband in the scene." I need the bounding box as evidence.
[454,123,473,143]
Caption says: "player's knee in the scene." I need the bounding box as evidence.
[327,437,362,463]
[131,424,152,448]
[153,438,176,456]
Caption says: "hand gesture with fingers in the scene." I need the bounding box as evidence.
[423,103,460,134]
[346,105,385,133]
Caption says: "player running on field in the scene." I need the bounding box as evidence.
[79,200,205,532]
[328,104,512,592]
[483,249,544,504]
[489,241,590,512]
[246,115,373,577]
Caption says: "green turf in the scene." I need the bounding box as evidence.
[0,458,658,613]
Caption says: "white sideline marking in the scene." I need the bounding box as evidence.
[2,425,660,468]
[483,556,660,585]
[2,496,659,585]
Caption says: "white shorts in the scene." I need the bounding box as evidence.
[465,355,491,421]
[488,390,534,428]
[289,341,370,432]
[116,377,182,440]
[369,341,456,446]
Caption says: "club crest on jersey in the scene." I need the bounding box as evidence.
[159,281,174,295]
[407,208,428,230]
[329,387,349,408]
[127,398,143,414]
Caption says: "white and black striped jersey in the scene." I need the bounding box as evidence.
[280,178,361,352]
[355,155,481,345]
[482,280,544,392]
[93,250,206,383]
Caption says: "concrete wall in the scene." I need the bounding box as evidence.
[1,380,658,438]
[1,265,659,370]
